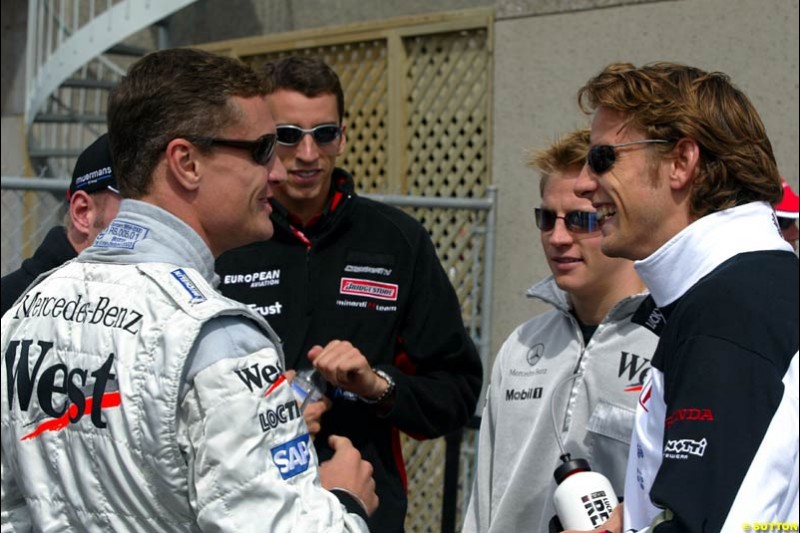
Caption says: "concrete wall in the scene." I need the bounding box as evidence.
[167,0,491,46]
[489,0,799,361]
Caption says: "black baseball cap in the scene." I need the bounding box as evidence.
[69,133,118,199]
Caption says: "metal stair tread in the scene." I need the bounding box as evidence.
[34,113,107,124]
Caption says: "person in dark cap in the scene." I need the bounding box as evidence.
[0,133,120,315]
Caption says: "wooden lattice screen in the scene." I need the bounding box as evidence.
[200,9,493,531]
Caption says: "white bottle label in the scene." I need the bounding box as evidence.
[554,472,619,530]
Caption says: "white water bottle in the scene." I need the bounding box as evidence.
[553,458,619,530]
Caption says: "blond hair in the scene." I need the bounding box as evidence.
[528,128,591,195]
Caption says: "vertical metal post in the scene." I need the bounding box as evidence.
[480,186,497,376]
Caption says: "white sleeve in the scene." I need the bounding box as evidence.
[462,385,494,533]
[1,441,32,532]
[176,319,368,533]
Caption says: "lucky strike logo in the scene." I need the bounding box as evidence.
[339,278,398,301]
[4,339,119,441]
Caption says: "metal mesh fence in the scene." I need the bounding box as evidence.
[1,187,68,277]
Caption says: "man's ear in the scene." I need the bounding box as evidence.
[336,123,347,157]
[68,190,93,236]
[165,138,202,192]
[669,137,701,191]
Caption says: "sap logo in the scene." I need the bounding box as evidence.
[259,400,301,433]
[618,351,652,392]
[249,301,283,316]
[665,408,714,429]
[664,437,707,458]
[271,434,312,479]
[234,362,284,393]
[4,339,119,440]
[505,387,543,401]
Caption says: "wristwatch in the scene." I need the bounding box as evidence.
[359,368,396,404]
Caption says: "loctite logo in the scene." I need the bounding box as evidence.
[259,400,302,433]
[339,278,398,301]
[4,339,119,441]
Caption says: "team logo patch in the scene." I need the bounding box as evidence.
[664,437,707,459]
[270,434,312,479]
[340,277,398,301]
[527,343,544,367]
[170,269,207,304]
[223,269,280,288]
[664,408,714,429]
[344,264,392,276]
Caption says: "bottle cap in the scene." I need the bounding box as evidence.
[554,457,591,484]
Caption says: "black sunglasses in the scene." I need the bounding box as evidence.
[778,217,797,230]
[276,124,341,146]
[587,139,672,174]
[535,208,599,234]
[189,133,277,165]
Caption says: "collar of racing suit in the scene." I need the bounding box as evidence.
[527,275,648,324]
[269,167,355,248]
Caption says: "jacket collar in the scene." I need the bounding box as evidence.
[270,167,355,245]
[634,202,792,308]
[526,275,648,322]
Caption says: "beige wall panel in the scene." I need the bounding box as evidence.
[490,0,799,361]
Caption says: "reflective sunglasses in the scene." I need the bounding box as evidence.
[276,124,341,146]
[191,133,277,165]
[778,217,797,231]
[535,208,599,234]
[587,139,672,174]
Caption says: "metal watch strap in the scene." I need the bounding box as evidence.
[359,368,395,404]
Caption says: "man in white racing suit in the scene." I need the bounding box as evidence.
[1,48,376,532]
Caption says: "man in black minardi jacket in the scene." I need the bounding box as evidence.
[216,56,482,533]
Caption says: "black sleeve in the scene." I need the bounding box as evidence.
[379,229,483,438]
[328,488,369,522]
